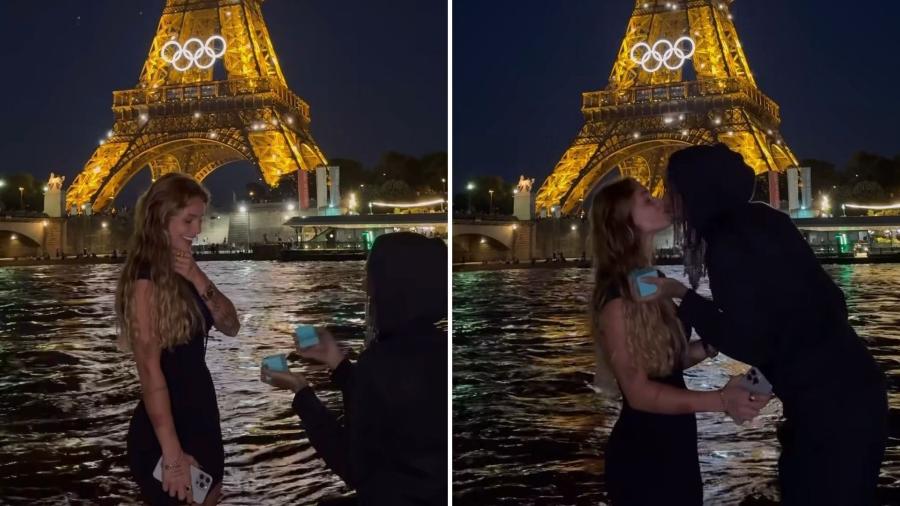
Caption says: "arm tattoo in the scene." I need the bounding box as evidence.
[200,281,240,336]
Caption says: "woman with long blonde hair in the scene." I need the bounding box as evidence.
[116,173,240,505]
[589,177,768,505]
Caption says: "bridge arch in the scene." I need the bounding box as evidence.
[452,233,511,263]
[0,227,42,258]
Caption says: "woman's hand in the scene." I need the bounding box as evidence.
[719,376,772,423]
[172,248,206,287]
[161,452,200,503]
[639,276,688,301]
[296,327,345,370]
[260,365,309,393]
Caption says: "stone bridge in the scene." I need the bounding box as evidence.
[0,217,65,258]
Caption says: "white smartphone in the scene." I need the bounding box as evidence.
[737,367,773,395]
[152,456,213,504]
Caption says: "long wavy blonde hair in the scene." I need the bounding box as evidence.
[115,173,210,352]
[588,178,687,393]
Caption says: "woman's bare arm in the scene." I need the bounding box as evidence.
[193,271,240,337]
[132,279,183,460]
[600,298,723,415]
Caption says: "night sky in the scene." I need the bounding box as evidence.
[0,0,446,208]
[453,0,900,191]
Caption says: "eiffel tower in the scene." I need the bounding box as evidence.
[535,0,798,216]
[66,0,327,212]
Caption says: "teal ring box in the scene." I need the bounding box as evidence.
[295,325,319,349]
[262,353,289,372]
[629,268,659,297]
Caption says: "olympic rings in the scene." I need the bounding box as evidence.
[161,35,227,72]
[630,36,695,72]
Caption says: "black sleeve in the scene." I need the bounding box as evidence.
[656,270,693,338]
[676,234,772,366]
[290,358,358,487]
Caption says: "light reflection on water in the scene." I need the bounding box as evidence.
[453,264,900,505]
[0,261,369,504]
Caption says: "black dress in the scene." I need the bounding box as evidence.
[602,282,703,506]
[126,269,224,505]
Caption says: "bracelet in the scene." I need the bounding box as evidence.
[163,453,183,471]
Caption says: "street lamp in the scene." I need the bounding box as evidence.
[441,178,447,212]
[0,180,5,188]
[466,182,475,214]
[18,187,24,209]
[488,189,494,215]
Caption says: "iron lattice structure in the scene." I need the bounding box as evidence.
[66,0,327,212]
[535,0,798,216]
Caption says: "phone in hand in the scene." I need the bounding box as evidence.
[629,268,659,298]
[261,353,289,372]
[152,456,213,504]
[295,325,319,349]
[737,367,773,395]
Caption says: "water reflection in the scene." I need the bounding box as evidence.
[453,265,900,505]
[0,261,369,504]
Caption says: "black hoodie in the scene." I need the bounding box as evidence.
[292,233,447,505]
[667,145,883,413]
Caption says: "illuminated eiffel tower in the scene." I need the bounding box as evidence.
[66,0,327,212]
[535,0,798,216]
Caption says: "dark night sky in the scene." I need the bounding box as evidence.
[0,0,446,208]
[452,0,900,191]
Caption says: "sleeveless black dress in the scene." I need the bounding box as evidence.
[126,268,224,505]
[602,281,703,505]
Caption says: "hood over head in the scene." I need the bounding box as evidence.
[666,143,756,235]
[366,232,447,339]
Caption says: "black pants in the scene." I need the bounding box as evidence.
[777,386,887,505]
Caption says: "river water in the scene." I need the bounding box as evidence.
[453,264,900,505]
[0,261,370,504]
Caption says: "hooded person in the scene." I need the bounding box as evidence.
[646,143,887,505]
[262,232,447,505]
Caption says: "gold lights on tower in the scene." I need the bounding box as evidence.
[535,0,798,216]
[66,0,327,212]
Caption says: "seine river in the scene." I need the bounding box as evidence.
[0,261,369,504]
[453,264,900,505]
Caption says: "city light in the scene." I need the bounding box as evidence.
[286,203,295,211]
[101,222,108,229]
[845,202,900,210]
[239,205,247,213]
[10,235,17,241]
[467,183,475,191]
[370,198,445,208]
[0,180,5,188]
